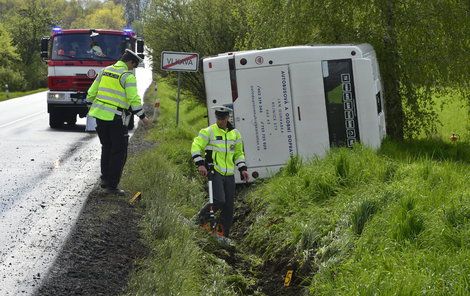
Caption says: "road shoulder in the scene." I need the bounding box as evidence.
[36,124,153,296]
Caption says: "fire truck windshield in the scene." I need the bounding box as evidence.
[51,33,135,61]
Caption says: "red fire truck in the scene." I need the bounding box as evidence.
[40,27,144,129]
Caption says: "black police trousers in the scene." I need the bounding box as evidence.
[95,117,129,189]
[198,171,236,237]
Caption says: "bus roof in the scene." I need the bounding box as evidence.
[204,44,375,70]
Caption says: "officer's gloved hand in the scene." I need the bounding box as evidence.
[241,170,249,182]
[198,165,208,177]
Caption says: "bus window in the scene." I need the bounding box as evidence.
[322,59,360,148]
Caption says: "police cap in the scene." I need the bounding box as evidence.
[211,105,233,119]
[122,49,143,64]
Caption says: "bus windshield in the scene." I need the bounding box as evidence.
[51,33,135,61]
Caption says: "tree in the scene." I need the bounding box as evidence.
[377,0,404,140]
[382,0,469,138]
[144,0,247,100]
[238,0,469,139]
[0,0,131,90]
[0,0,17,13]
[113,0,149,26]
[2,0,56,89]
[110,0,151,35]
[71,1,125,29]
[0,23,24,91]
[53,0,84,29]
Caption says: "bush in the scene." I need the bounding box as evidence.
[0,67,26,91]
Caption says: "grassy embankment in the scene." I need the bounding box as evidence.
[245,141,469,295]
[122,78,258,295]
[123,80,469,295]
[0,88,47,102]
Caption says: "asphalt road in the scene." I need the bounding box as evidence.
[0,65,152,295]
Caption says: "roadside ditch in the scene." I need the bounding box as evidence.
[216,187,309,296]
[36,99,309,295]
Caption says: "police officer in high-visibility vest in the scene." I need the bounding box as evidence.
[191,106,249,237]
[87,49,150,195]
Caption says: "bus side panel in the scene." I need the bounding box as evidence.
[365,51,386,140]
[234,65,297,168]
[354,59,382,149]
[203,64,233,124]
[289,62,330,158]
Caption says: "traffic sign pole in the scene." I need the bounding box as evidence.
[176,72,181,126]
[160,51,199,126]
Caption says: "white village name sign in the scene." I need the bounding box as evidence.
[160,50,200,126]
[161,51,199,72]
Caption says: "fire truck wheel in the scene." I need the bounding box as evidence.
[66,115,77,126]
[49,113,64,129]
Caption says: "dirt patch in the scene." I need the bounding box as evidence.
[224,185,309,296]
[257,252,305,296]
[35,190,147,296]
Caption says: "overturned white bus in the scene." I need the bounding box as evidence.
[202,44,386,182]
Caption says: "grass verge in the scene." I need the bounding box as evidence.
[0,88,47,102]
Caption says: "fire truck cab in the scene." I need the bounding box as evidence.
[40,27,144,129]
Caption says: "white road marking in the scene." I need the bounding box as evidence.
[0,111,44,128]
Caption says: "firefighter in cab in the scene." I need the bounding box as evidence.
[86,49,150,195]
[191,105,249,238]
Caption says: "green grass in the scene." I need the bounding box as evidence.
[0,88,47,102]
[433,91,469,142]
[234,92,469,295]
[240,143,469,295]
[122,78,254,296]
[122,80,470,295]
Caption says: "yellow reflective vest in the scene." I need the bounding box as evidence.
[86,61,144,121]
[191,123,247,176]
